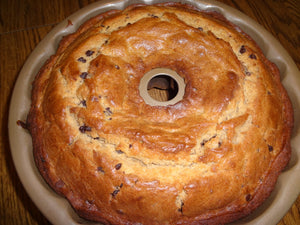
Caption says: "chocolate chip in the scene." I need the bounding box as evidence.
[200,139,208,147]
[16,120,28,129]
[268,145,273,152]
[249,54,257,60]
[178,202,184,213]
[79,125,91,133]
[200,135,216,146]
[239,45,246,54]
[246,194,252,202]
[129,144,133,148]
[97,166,104,173]
[111,183,123,198]
[200,140,207,147]
[116,150,124,154]
[80,72,88,79]
[104,107,113,116]
[78,57,87,63]
[111,189,120,198]
[115,163,122,170]
[197,27,203,31]
[81,100,87,107]
[85,50,94,57]
[115,65,120,69]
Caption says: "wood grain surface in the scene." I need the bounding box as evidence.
[0,0,299,224]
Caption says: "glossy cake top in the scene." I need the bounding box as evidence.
[27,3,293,224]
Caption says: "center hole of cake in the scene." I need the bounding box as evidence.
[139,68,185,106]
[147,75,179,102]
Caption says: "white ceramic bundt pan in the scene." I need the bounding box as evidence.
[8,0,300,224]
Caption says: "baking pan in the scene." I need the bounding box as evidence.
[8,0,300,224]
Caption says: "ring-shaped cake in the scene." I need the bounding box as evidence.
[26,3,294,224]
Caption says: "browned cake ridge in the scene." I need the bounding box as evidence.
[27,2,294,225]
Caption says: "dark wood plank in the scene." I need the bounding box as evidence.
[0,26,55,225]
[219,0,300,69]
[0,0,299,225]
[0,0,98,33]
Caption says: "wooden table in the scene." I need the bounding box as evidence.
[0,0,299,224]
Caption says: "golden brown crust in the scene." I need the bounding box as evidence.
[27,3,293,225]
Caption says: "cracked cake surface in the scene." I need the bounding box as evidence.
[26,2,293,225]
